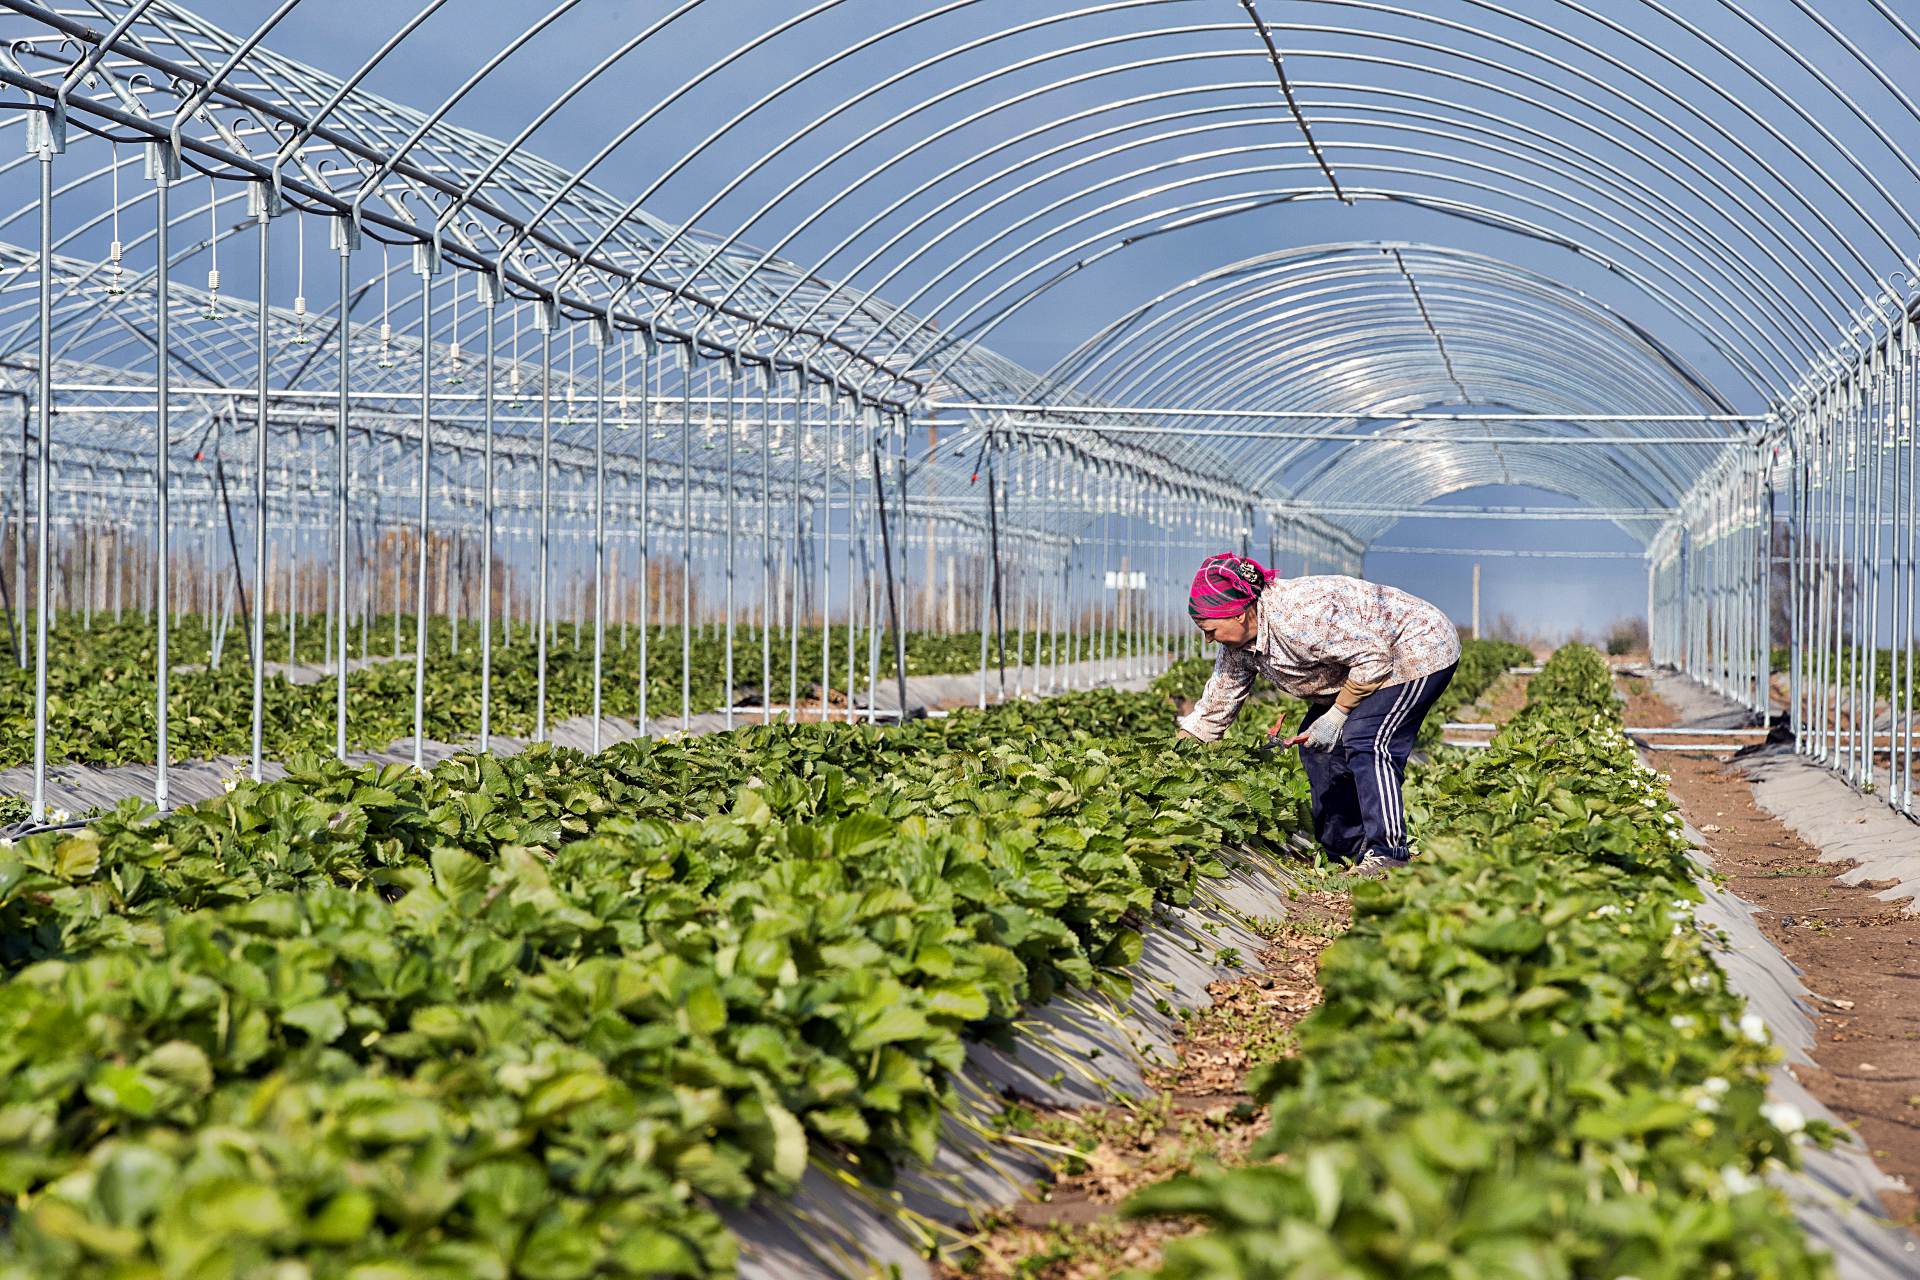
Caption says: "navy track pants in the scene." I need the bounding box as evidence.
[1298,662,1456,863]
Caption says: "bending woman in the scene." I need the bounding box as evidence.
[1175,553,1459,876]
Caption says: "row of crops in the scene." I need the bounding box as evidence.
[0,613,1155,770]
[1130,645,1828,1279]
[0,663,1315,1277]
[0,642,1824,1278]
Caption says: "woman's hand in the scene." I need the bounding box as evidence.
[1285,706,1348,751]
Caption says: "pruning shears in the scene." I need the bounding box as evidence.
[1253,709,1289,755]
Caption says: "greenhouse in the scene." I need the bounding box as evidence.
[0,2,1916,1277]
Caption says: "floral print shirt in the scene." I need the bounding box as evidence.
[1176,575,1460,741]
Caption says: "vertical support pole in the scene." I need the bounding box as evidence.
[1896,310,1912,809]
[13,396,25,668]
[478,275,497,751]
[332,221,354,758]
[248,186,270,781]
[988,441,1008,698]
[789,367,804,718]
[411,247,434,770]
[760,364,773,724]
[1901,319,1917,809]
[29,129,54,822]
[723,358,738,730]
[819,379,832,722]
[591,316,609,752]
[679,345,695,733]
[848,391,864,721]
[976,431,994,709]
[536,306,553,742]
[1471,561,1481,641]
[637,330,652,735]
[151,139,174,811]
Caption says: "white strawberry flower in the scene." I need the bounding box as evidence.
[1760,1101,1805,1135]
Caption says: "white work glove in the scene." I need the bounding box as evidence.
[1302,706,1348,752]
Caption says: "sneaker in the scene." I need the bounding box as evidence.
[1344,850,1412,878]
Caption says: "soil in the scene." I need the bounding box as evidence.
[1436,670,1531,747]
[1474,671,1533,726]
[1649,720,1920,1227]
[938,887,1350,1278]
[1616,669,1675,729]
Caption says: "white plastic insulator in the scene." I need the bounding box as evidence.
[449,341,462,363]
[380,322,392,344]
[294,295,307,319]
[207,269,220,292]
[109,240,123,265]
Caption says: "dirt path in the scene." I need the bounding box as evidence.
[939,888,1349,1278]
[944,672,1550,1275]
[1631,684,1920,1228]
[1616,667,1674,728]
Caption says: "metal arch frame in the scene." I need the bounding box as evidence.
[0,0,1917,826]
[1053,247,1727,415]
[875,169,1755,408]
[1044,247,1735,502]
[1047,241,1718,399]
[572,7,1904,379]
[4,1,1911,400]
[0,1,1889,429]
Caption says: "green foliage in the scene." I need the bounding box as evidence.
[0,684,1307,1277]
[1152,656,1216,702]
[0,613,1157,770]
[1124,645,1832,1280]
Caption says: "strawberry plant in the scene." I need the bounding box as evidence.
[1125,646,1833,1280]
[0,614,1155,772]
[0,683,1310,1277]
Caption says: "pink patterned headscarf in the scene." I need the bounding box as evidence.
[1188,552,1270,620]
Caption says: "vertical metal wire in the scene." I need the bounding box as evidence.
[333,233,351,758]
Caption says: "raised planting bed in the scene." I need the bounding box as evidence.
[1122,645,1837,1279]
